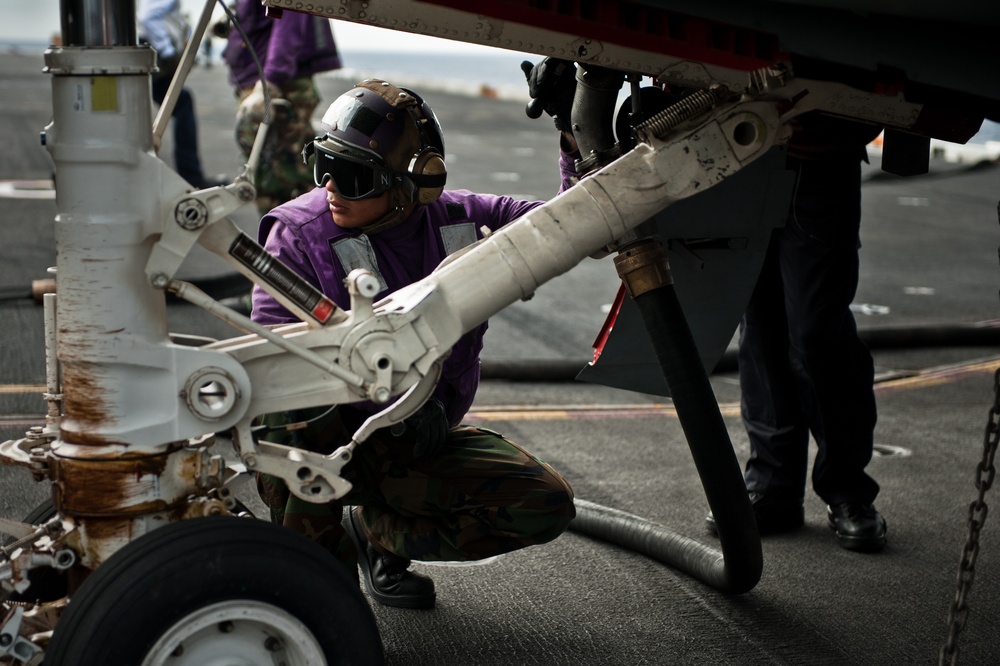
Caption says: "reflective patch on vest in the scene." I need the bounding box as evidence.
[329,235,388,293]
[446,202,468,220]
[439,223,477,257]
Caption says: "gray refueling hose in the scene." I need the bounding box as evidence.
[571,498,756,590]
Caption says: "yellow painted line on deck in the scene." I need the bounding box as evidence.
[874,358,1000,393]
[4,357,999,423]
[470,357,1000,421]
[0,179,55,200]
[467,403,743,421]
[0,385,46,394]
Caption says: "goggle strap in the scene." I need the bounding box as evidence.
[301,141,315,165]
[409,172,446,188]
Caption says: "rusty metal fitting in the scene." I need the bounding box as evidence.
[50,447,204,518]
[613,241,673,298]
[182,498,229,519]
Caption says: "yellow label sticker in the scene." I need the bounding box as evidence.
[91,76,118,112]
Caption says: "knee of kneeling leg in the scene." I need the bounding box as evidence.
[527,493,576,545]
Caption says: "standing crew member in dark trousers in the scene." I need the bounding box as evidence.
[710,115,887,552]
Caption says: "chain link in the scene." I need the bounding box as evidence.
[939,367,1000,665]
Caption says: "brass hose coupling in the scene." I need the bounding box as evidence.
[613,240,672,299]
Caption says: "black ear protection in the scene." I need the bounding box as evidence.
[398,87,447,205]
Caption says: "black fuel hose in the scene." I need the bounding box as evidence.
[569,281,762,594]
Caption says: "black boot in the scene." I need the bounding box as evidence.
[827,503,886,552]
[345,508,436,609]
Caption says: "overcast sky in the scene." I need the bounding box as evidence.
[2,1,499,54]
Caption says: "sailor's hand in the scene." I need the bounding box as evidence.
[521,57,577,133]
[391,397,449,460]
[237,79,288,123]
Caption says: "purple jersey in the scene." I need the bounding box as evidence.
[252,150,578,424]
[223,0,341,90]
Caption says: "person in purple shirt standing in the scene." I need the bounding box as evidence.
[223,0,342,214]
[251,78,579,610]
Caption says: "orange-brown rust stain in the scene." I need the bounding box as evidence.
[78,515,131,543]
[58,429,116,447]
[75,516,133,571]
[52,453,176,516]
[58,361,122,446]
[176,452,202,481]
[74,506,192,572]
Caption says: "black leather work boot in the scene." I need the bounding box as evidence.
[827,503,887,552]
[345,508,436,609]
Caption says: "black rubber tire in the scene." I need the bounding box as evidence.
[20,497,57,525]
[44,516,384,665]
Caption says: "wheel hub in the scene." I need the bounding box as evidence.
[141,600,326,665]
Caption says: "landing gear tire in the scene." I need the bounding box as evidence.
[44,515,383,665]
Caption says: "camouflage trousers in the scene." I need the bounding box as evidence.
[235,77,320,216]
[256,406,576,581]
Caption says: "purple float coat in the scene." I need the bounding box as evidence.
[252,150,578,425]
[223,0,341,89]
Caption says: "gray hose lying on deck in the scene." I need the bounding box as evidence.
[571,499,752,592]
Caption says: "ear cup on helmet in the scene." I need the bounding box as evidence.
[407,148,447,205]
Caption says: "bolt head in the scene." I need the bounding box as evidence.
[175,198,209,230]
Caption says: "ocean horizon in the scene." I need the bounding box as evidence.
[2,38,536,102]
[330,49,537,102]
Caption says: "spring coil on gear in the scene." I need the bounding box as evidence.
[636,87,723,141]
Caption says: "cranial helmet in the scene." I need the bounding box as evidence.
[304,79,447,233]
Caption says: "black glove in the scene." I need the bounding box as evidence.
[391,398,449,460]
[520,57,577,133]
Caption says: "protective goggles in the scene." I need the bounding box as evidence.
[306,138,398,200]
